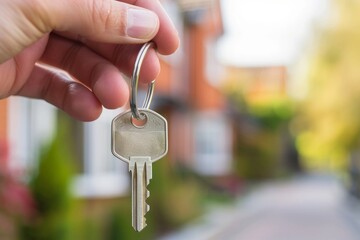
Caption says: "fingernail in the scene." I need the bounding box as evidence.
[127,8,159,39]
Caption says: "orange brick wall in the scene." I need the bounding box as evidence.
[0,99,7,140]
[188,9,225,111]
[224,66,288,101]
[157,59,172,94]
[0,99,8,163]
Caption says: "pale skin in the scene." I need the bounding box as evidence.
[0,0,179,121]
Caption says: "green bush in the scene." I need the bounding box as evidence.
[105,201,155,240]
[20,114,76,240]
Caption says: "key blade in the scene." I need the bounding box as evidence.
[129,156,152,232]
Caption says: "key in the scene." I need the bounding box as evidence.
[111,108,168,231]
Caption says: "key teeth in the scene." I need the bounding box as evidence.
[145,160,151,217]
[129,157,153,232]
[144,188,150,229]
[141,207,148,230]
[145,188,150,213]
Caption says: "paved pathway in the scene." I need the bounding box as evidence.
[161,174,360,240]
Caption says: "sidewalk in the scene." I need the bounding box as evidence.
[160,174,360,240]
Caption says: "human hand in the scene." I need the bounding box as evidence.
[0,0,179,121]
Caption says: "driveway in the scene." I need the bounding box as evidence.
[161,174,360,240]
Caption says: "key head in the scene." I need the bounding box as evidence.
[112,109,168,163]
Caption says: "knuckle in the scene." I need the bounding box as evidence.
[61,43,83,73]
[90,0,126,35]
[15,0,52,33]
[111,45,127,66]
[91,0,111,25]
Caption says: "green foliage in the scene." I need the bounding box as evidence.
[105,201,155,240]
[226,88,295,179]
[76,217,101,240]
[295,0,360,170]
[104,157,204,239]
[234,131,280,179]
[228,89,294,131]
[149,157,204,230]
[20,113,76,240]
[249,99,294,130]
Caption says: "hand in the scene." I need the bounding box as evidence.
[0,0,179,121]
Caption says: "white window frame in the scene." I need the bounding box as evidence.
[73,108,129,198]
[8,97,129,198]
[8,97,56,173]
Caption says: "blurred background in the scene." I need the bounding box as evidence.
[1,0,360,239]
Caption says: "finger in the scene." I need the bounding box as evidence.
[16,65,102,121]
[44,0,160,43]
[117,0,179,55]
[57,0,179,56]
[40,34,129,109]
[0,35,48,97]
[81,41,160,83]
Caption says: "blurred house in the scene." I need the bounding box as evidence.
[165,0,233,176]
[223,66,287,102]
[0,0,233,200]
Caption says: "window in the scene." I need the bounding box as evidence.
[73,109,129,198]
[8,97,129,198]
[8,98,56,172]
[193,111,233,176]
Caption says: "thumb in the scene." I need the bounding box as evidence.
[47,0,160,43]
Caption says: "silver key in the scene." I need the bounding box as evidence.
[111,108,168,231]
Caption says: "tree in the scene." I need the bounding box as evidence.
[296,0,360,170]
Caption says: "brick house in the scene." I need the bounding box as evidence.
[0,0,232,198]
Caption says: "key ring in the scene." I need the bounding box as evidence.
[130,42,156,120]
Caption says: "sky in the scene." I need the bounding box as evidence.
[216,0,330,67]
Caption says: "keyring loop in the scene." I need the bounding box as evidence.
[130,42,156,119]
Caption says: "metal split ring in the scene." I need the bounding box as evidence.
[130,42,156,120]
